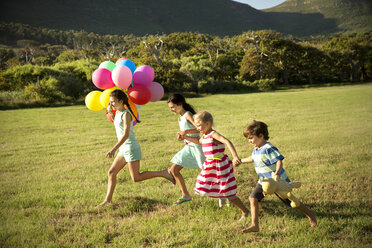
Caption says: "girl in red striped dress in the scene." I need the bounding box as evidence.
[183,111,249,220]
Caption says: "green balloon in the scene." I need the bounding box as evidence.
[99,61,116,72]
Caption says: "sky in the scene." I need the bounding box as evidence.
[232,0,287,10]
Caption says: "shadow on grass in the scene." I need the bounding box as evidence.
[260,199,372,221]
[110,196,168,217]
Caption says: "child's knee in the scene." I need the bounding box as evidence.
[170,165,181,175]
[249,197,258,204]
[108,169,116,177]
[131,175,140,183]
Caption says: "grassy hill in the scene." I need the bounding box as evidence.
[0,0,370,36]
[266,0,372,33]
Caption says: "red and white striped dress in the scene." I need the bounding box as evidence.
[194,130,237,198]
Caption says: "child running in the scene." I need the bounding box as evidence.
[167,94,205,206]
[182,111,249,220]
[99,89,174,206]
[240,120,317,232]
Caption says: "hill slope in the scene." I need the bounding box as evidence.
[0,0,369,36]
[265,0,372,33]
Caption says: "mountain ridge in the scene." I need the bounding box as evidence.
[0,0,370,37]
[265,0,372,33]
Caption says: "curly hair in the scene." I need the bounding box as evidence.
[243,120,269,140]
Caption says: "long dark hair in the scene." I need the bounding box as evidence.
[110,89,140,123]
[167,93,196,114]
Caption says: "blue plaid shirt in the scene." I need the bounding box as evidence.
[252,142,290,184]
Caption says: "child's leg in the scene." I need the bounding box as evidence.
[242,184,264,233]
[127,160,171,182]
[275,194,317,227]
[100,155,126,205]
[242,197,260,233]
[295,202,317,227]
[228,196,249,216]
[170,164,191,204]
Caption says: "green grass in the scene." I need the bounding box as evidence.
[1,84,371,247]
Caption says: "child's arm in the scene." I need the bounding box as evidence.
[273,160,283,179]
[183,135,202,145]
[177,112,199,137]
[177,128,199,140]
[241,156,253,163]
[106,112,131,158]
[211,131,241,166]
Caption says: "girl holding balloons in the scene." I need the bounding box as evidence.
[167,94,205,205]
[99,89,174,206]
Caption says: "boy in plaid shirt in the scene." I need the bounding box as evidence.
[240,120,317,233]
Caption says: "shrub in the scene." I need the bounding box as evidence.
[243,78,277,91]
[198,80,251,93]
[23,75,79,101]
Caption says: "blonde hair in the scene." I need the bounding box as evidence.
[194,111,214,125]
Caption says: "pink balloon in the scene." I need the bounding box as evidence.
[148,82,164,102]
[92,68,115,90]
[133,65,154,86]
[112,65,133,89]
[127,85,151,105]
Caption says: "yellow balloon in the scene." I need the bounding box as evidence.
[85,91,104,111]
[100,86,119,108]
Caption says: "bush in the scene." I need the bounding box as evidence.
[198,80,251,93]
[23,75,81,101]
[1,64,60,91]
[1,61,96,102]
[154,63,194,92]
[243,78,277,91]
[53,59,99,92]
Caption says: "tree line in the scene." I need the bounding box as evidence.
[0,22,371,104]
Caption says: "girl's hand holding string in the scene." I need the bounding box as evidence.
[107,102,113,113]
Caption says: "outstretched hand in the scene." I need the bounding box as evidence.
[106,148,116,158]
[233,158,242,167]
[177,131,185,141]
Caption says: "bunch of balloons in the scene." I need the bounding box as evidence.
[85,58,164,125]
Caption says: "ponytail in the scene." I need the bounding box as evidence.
[167,93,196,114]
[183,102,196,115]
[110,89,141,124]
[124,102,141,123]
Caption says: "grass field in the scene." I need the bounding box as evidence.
[0,83,371,247]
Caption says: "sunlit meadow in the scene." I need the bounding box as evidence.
[0,83,371,247]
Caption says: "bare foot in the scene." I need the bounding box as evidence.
[242,225,259,233]
[308,210,317,227]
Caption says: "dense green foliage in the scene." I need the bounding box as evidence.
[1,84,371,247]
[0,23,371,106]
